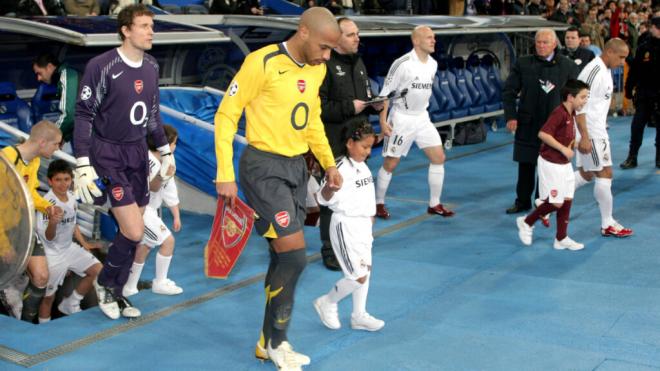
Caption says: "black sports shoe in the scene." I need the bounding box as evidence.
[619,156,637,169]
[321,246,341,271]
[116,295,141,318]
[506,201,531,214]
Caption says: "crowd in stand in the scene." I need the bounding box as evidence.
[1,0,657,26]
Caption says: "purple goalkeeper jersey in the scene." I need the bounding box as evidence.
[74,48,167,157]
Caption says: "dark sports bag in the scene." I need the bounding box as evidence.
[453,121,487,145]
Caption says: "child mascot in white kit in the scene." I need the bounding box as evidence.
[123,124,183,297]
[313,120,385,332]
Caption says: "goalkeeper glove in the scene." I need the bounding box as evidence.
[158,144,176,181]
[74,157,102,204]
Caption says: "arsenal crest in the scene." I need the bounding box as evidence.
[275,211,290,228]
[220,204,249,249]
[205,197,256,279]
[550,189,558,198]
[297,79,306,93]
[112,186,124,201]
[134,80,143,94]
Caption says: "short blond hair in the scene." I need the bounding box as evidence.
[29,120,61,142]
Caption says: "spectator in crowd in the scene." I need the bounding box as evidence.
[560,26,595,72]
[526,0,543,15]
[621,16,660,169]
[36,159,103,324]
[581,6,605,49]
[503,28,578,214]
[63,0,100,15]
[32,53,80,147]
[542,0,555,19]
[318,17,383,271]
[626,12,640,54]
[210,0,264,14]
[600,8,613,39]
[17,0,65,15]
[0,0,20,15]
[549,0,579,27]
[580,31,602,55]
[109,0,161,15]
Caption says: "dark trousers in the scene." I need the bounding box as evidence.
[319,205,334,255]
[515,162,540,208]
[628,98,659,157]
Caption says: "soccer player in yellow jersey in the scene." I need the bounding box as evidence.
[214,7,342,370]
[2,120,62,323]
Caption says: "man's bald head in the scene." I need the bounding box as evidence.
[300,7,340,36]
[411,25,435,56]
[29,120,61,142]
[411,25,432,41]
[296,7,341,65]
[603,37,628,54]
[602,37,629,68]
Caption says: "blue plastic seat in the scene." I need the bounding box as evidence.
[31,83,61,124]
[430,64,456,123]
[0,82,32,133]
[444,61,470,119]
[466,55,498,112]
[480,54,503,111]
[451,57,484,116]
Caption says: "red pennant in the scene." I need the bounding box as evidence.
[205,197,256,279]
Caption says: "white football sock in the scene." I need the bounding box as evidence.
[376,167,392,204]
[124,262,144,292]
[155,253,172,282]
[327,278,361,304]
[594,177,615,228]
[352,275,370,317]
[428,163,445,207]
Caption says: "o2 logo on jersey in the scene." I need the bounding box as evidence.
[130,101,148,127]
[290,102,308,130]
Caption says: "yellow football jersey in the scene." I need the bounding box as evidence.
[214,43,335,182]
[2,146,51,213]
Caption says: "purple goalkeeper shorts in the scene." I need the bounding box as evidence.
[90,136,149,208]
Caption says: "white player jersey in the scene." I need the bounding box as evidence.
[379,49,437,115]
[36,190,77,253]
[317,156,375,218]
[577,57,612,140]
[147,151,180,210]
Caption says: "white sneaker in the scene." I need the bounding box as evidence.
[553,237,585,251]
[122,286,139,297]
[313,295,340,330]
[267,341,309,370]
[351,312,385,331]
[152,279,183,295]
[516,216,534,246]
[57,298,81,315]
[116,295,141,318]
[256,340,310,365]
[93,278,120,320]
